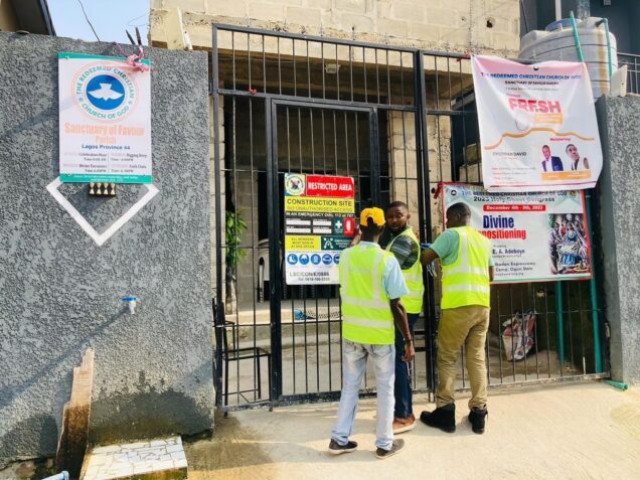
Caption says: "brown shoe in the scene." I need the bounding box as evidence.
[393,413,416,434]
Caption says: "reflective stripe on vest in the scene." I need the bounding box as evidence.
[441,226,492,309]
[386,228,424,314]
[339,244,395,345]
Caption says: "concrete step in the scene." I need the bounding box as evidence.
[80,436,187,480]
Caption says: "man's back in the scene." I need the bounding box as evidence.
[339,242,405,345]
[430,226,492,309]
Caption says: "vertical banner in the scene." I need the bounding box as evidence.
[471,55,602,192]
[284,174,355,284]
[443,184,592,283]
[58,53,152,183]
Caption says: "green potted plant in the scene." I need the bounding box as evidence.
[225,210,248,314]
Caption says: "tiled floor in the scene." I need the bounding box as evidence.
[82,436,187,479]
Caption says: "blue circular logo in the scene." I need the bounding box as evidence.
[333,254,341,264]
[75,64,137,121]
[287,253,298,265]
[311,254,321,265]
[299,254,309,265]
[322,254,333,265]
[86,75,126,110]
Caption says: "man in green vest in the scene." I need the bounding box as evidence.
[419,202,494,434]
[329,207,415,459]
[379,201,424,434]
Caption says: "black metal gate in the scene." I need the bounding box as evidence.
[212,25,608,410]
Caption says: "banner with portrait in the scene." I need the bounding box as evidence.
[471,56,602,192]
[443,183,592,283]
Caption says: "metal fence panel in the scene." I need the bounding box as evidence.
[212,24,608,410]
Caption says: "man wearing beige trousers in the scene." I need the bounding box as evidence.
[419,202,494,434]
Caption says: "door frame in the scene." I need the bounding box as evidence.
[267,99,380,402]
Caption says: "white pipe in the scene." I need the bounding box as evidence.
[42,473,69,480]
[555,0,562,21]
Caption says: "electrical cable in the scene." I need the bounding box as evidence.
[76,0,100,41]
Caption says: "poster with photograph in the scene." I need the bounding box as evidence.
[443,183,592,283]
[471,55,602,192]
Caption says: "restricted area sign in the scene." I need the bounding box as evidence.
[284,174,355,284]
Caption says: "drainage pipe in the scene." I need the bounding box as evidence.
[604,380,629,391]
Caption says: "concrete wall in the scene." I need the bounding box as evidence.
[0,33,214,461]
[596,95,640,386]
[150,0,520,56]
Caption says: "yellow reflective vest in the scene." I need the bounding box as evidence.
[339,243,396,345]
[386,228,424,314]
[441,226,492,310]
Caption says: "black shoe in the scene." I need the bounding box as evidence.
[375,439,405,460]
[468,406,488,434]
[328,438,358,455]
[420,404,456,433]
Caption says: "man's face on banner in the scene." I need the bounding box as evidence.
[542,146,551,160]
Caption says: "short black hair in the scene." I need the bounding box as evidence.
[360,218,383,236]
[386,200,408,211]
[542,145,550,150]
[446,202,471,218]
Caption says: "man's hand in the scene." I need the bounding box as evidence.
[421,247,439,266]
[402,341,415,363]
[390,298,412,359]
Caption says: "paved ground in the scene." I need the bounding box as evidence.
[185,382,640,480]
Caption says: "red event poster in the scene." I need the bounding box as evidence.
[443,183,591,283]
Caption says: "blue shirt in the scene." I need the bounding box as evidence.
[358,241,409,300]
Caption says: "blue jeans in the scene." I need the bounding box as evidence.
[331,340,395,450]
[394,313,418,419]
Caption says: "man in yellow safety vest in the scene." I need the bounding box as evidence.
[379,201,424,434]
[329,207,415,459]
[419,202,494,434]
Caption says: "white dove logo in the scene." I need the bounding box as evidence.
[88,83,124,101]
[76,67,134,120]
